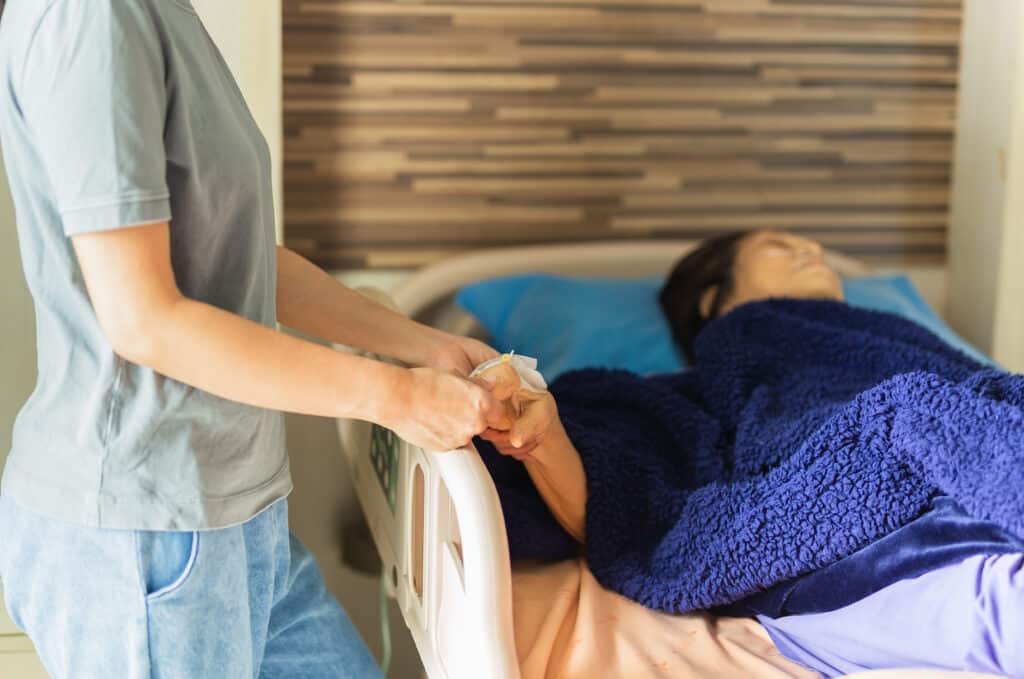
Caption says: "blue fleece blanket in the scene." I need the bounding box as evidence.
[477,299,1024,614]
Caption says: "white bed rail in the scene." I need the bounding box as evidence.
[336,415,520,679]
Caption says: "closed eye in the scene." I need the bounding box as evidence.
[758,237,793,254]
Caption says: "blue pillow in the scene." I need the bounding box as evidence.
[456,273,992,382]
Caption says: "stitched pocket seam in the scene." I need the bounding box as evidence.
[145,532,200,601]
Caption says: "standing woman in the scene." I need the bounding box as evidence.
[0,1,502,677]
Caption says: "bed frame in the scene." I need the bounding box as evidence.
[333,240,998,679]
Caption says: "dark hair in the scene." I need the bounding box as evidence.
[659,231,749,364]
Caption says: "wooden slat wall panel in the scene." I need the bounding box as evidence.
[282,0,961,269]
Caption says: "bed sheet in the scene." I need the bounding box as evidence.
[511,559,820,679]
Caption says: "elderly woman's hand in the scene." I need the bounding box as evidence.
[475,360,558,461]
[479,392,557,461]
[475,360,585,541]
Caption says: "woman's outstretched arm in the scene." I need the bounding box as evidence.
[275,245,498,376]
[482,392,588,542]
[71,221,503,452]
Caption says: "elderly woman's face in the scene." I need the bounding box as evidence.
[706,231,844,317]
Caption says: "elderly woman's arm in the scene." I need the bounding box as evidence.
[482,392,587,542]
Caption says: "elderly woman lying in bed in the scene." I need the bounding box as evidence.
[475,230,1024,679]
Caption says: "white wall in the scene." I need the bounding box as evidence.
[0,152,37,469]
[948,0,1024,371]
[990,24,1024,372]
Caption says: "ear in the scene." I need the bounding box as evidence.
[699,286,718,319]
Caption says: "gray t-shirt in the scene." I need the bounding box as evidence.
[0,0,291,529]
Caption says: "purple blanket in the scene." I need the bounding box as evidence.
[477,299,1024,613]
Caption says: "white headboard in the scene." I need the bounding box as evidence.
[390,239,871,333]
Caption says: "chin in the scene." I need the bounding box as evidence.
[800,288,844,302]
[791,281,844,302]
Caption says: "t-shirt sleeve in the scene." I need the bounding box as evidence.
[19,0,171,236]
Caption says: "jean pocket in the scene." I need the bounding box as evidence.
[135,529,200,600]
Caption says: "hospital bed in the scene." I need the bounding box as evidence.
[333,240,1006,679]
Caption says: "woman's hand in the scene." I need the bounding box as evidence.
[423,335,500,377]
[479,391,558,461]
[380,367,505,451]
[479,388,588,543]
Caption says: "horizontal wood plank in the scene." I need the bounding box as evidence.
[284,0,961,269]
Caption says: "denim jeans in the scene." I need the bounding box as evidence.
[0,494,384,678]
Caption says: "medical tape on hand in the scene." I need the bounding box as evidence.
[470,352,547,393]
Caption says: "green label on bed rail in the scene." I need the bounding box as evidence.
[370,424,399,513]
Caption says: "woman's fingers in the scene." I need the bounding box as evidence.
[424,336,500,377]
[511,397,549,446]
[477,362,521,401]
[468,368,554,460]
[461,337,501,370]
[479,428,508,443]
[388,368,510,451]
[480,427,543,457]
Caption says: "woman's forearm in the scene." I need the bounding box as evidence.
[523,420,588,542]
[70,222,500,452]
[276,245,447,366]
[123,294,408,422]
